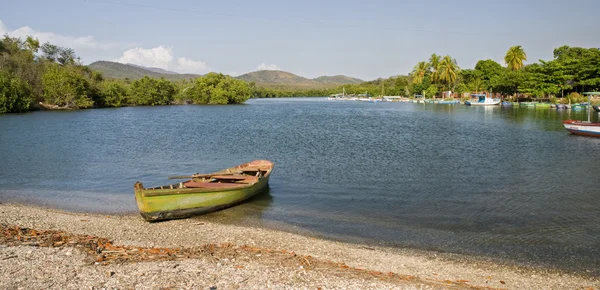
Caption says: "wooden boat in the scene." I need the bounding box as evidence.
[134,160,274,222]
[563,92,600,138]
[563,120,600,137]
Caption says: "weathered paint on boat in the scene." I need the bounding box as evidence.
[134,160,274,222]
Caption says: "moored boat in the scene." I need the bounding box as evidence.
[134,160,274,222]
[563,92,600,137]
[563,120,600,137]
[519,102,537,107]
[465,94,500,106]
[535,102,552,108]
[438,99,460,104]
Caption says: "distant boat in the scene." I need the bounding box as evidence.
[535,103,552,108]
[501,101,513,106]
[519,102,537,107]
[465,94,500,106]
[328,87,347,100]
[438,99,460,104]
[556,104,567,110]
[134,160,274,221]
[563,92,600,138]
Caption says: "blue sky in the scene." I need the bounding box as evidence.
[1,0,599,80]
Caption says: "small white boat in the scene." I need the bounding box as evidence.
[465,94,500,106]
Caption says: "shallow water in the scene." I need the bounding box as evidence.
[1,98,599,275]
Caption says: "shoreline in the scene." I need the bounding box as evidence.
[1,203,598,289]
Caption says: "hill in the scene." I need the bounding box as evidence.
[235,70,363,88]
[127,63,179,75]
[313,75,363,84]
[88,61,201,81]
[88,61,364,87]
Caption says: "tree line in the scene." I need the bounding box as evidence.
[0,35,252,113]
[2,34,599,114]
[407,45,600,102]
[253,45,600,103]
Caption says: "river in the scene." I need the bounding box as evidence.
[1,98,599,275]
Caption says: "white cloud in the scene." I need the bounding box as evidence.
[177,57,208,74]
[257,63,280,71]
[0,20,123,50]
[117,46,174,70]
[115,46,211,74]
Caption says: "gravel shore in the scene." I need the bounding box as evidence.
[0,203,598,289]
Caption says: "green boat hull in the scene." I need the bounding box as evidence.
[134,160,273,222]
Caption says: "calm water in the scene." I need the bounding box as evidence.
[1,98,599,275]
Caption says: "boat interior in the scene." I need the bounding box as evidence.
[142,167,269,190]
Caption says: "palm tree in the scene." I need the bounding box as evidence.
[504,45,527,71]
[411,61,429,85]
[438,55,460,91]
[470,78,485,95]
[429,53,441,83]
[504,46,527,101]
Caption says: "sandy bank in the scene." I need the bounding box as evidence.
[0,203,597,289]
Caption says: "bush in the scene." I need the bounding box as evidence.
[42,64,94,108]
[130,76,176,106]
[182,73,251,104]
[0,71,32,113]
[101,82,129,107]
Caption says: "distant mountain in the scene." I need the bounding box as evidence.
[313,75,363,84]
[127,63,179,75]
[236,70,310,84]
[235,70,363,88]
[88,61,201,81]
[88,61,364,87]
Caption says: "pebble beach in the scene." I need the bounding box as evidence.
[0,203,598,289]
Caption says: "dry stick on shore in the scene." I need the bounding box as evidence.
[0,223,489,289]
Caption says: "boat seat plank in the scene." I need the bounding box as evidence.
[238,167,267,172]
[183,181,245,189]
[235,176,259,184]
[210,175,248,180]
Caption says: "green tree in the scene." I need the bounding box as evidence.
[438,55,460,90]
[42,64,94,108]
[469,78,486,94]
[504,45,527,71]
[474,59,504,81]
[411,61,429,84]
[424,84,438,98]
[101,82,129,107]
[183,73,251,104]
[0,71,32,113]
[131,76,176,106]
[429,53,441,83]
